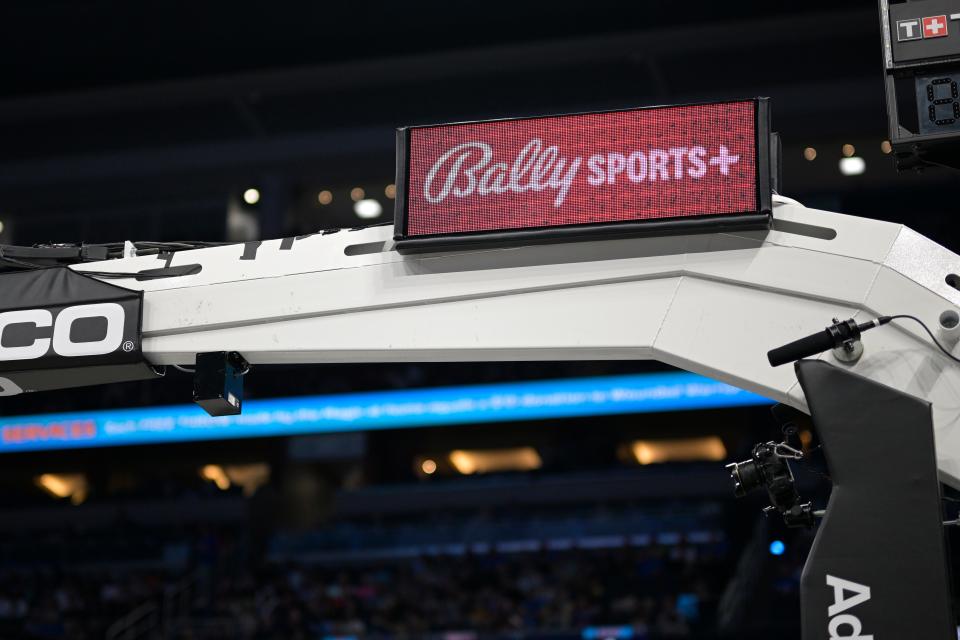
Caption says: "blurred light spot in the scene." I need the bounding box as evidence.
[350,187,366,202]
[803,147,817,161]
[354,199,383,219]
[631,436,726,465]
[449,447,542,475]
[243,188,260,205]
[841,143,856,158]
[421,459,437,475]
[769,540,786,556]
[35,473,88,505]
[200,464,231,490]
[839,157,866,176]
[318,190,333,205]
[881,140,892,154]
[223,463,270,497]
[385,184,397,199]
[227,207,259,242]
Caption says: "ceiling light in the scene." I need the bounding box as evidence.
[350,187,366,202]
[318,190,333,205]
[841,143,856,158]
[630,437,727,465]
[224,463,270,497]
[385,184,397,199]
[243,188,260,205]
[200,464,231,490]
[839,157,866,176]
[353,199,383,219]
[881,140,892,154]
[421,459,437,475]
[803,147,817,161]
[34,473,88,505]
[448,447,542,475]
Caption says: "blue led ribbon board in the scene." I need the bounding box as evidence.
[0,372,769,453]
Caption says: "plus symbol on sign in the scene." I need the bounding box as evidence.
[923,15,948,38]
[708,145,740,175]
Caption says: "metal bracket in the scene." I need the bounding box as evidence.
[830,317,864,364]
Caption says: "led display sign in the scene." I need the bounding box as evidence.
[0,373,768,454]
[395,99,771,250]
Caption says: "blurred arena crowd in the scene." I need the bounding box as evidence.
[0,513,806,640]
[0,545,770,639]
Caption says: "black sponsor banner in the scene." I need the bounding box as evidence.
[0,268,160,395]
[796,360,954,640]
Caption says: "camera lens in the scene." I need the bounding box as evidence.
[727,459,762,497]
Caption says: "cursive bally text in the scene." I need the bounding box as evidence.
[423,139,582,208]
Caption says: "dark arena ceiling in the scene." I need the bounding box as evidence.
[0,0,954,250]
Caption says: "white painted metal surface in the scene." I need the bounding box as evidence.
[72,196,960,485]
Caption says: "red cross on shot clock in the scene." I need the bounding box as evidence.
[923,15,948,38]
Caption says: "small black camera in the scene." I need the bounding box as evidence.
[192,351,249,417]
[728,441,814,528]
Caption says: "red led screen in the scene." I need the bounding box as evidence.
[401,100,763,239]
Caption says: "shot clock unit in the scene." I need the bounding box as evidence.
[881,0,960,170]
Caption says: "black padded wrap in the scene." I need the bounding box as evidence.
[0,267,159,395]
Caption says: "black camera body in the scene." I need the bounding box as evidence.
[728,441,814,528]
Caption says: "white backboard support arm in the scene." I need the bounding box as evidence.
[72,196,960,486]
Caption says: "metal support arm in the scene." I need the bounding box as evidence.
[71,196,960,486]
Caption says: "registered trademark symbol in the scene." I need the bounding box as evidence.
[122,341,136,353]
